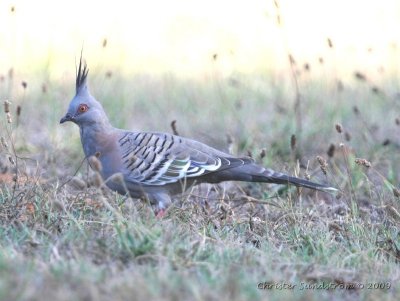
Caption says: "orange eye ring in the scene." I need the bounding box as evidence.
[78,104,89,113]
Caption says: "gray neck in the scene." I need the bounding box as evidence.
[79,120,114,158]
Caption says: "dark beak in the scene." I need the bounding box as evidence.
[60,113,73,124]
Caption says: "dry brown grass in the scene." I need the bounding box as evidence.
[1,44,400,300]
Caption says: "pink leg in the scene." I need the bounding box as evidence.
[155,209,166,218]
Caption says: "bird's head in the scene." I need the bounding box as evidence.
[60,56,109,128]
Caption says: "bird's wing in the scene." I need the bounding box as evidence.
[118,131,252,186]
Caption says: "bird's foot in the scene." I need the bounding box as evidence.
[155,209,166,219]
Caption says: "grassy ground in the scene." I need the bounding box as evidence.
[1,56,400,301]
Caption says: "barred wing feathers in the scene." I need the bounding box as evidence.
[118,132,251,186]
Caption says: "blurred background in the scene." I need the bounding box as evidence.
[1,0,399,78]
[0,0,399,171]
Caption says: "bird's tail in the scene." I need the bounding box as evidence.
[203,160,337,193]
[250,168,337,193]
[215,162,337,193]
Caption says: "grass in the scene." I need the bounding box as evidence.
[1,53,400,301]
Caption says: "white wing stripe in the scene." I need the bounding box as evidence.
[200,158,222,171]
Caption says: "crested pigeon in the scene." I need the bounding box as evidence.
[60,58,337,215]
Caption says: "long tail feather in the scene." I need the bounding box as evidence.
[251,169,337,193]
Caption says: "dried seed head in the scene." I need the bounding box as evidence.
[92,173,103,187]
[393,188,400,198]
[327,38,333,48]
[88,155,102,172]
[105,71,112,78]
[6,112,12,123]
[170,120,179,135]
[70,176,87,190]
[212,53,218,61]
[353,106,359,115]
[110,172,124,184]
[3,100,10,113]
[290,134,296,151]
[247,150,253,158]
[316,156,328,175]
[344,132,351,141]
[16,105,21,117]
[335,123,343,134]
[10,6,15,13]
[355,158,371,168]
[318,57,324,64]
[337,80,344,91]
[41,83,47,93]
[8,68,13,79]
[327,143,335,157]
[371,86,380,94]
[354,72,366,81]
[259,148,266,159]
[288,54,296,65]
[21,81,27,89]
[303,63,310,71]
[95,151,101,158]
[276,15,281,25]
[395,118,400,126]
[382,139,390,146]
[102,38,107,48]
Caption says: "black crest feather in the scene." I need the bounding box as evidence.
[75,53,89,94]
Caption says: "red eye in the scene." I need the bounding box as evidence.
[78,104,89,113]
